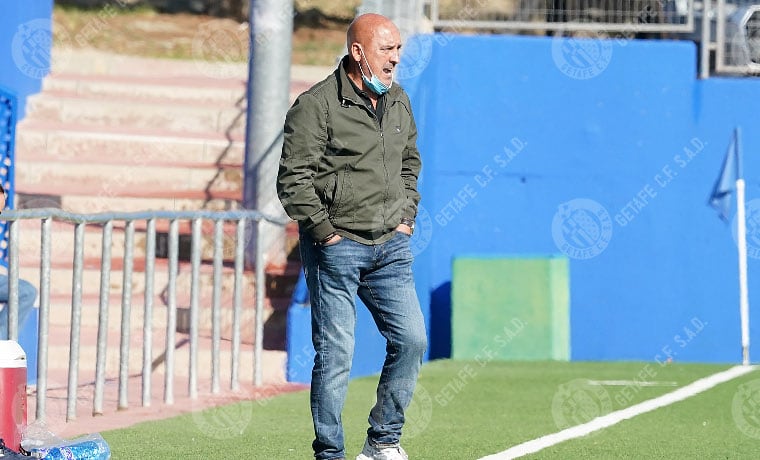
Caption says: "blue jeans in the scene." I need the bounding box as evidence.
[300,231,427,460]
[0,275,37,340]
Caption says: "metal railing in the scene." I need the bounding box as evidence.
[364,0,760,76]
[426,0,695,33]
[712,0,760,74]
[1,208,287,422]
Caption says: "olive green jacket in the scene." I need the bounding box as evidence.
[277,58,422,245]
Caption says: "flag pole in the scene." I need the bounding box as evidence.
[735,127,750,365]
[737,178,750,365]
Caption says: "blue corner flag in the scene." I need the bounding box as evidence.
[709,127,743,222]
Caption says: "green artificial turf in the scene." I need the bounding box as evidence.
[102,360,750,459]
[532,365,760,459]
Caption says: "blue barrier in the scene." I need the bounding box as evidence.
[399,34,760,364]
[0,85,33,379]
[0,87,16,260]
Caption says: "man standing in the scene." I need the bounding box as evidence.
[277,13,427,460]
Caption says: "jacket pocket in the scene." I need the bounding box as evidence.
[328,165,350,219]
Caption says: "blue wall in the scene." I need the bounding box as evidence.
[0,1,54,117]
[400,34,760,364]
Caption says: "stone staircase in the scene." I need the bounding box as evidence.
[12,48,331,427]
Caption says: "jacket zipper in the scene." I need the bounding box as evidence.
[344,97,393,229]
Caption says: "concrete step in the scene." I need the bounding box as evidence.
[34,345,289,428]
[14,229,300,285]
[14,219,254,264]
[31,376,302,440]
[34,295,289,355]
[12,48,304,345]
[42,73,311,106]
[52,47,250,80]
[50,47,332,84]
[16,182,242,207]
[16,119,246,143]
[15,190,242,214]
[40,295,286,346]
[42,337,287,384]
[13,125,246,212]
[26,93,246,137]
[19,261,256,298]
[17,258,299,304]
[44,73,248,106]
[15,160,242,196]
[15,124,245,168]
[10,50,313,423]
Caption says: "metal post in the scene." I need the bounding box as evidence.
[700,0,711,78]
[738,178,750,365]
[231,218,246,391]
[189,218,201,399]
[164,219,178,405]
[142,218,156,407]
[94,220,113,415]
[67,222,85,422]
[212,219,223,394]
[254,219,265,386]
[243,0,292,268]
[36,217,51,421]
[7,220,19,341]
[118,220,135,410]
[716,0,726,72]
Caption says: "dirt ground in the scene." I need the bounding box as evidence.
[53,1,360,66]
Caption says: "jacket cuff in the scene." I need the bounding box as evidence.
[401,210,417,222]
[309,220,337,242]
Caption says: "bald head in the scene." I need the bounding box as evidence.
[345,13,402,94]
[347,13,398,51]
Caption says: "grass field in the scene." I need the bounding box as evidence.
[100,360,760,459]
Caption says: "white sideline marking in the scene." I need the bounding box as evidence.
[586,379,677,387]
[480,365,756,460]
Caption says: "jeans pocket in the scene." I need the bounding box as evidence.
[321,236,345,248]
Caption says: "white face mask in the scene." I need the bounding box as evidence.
[358,46,392,95]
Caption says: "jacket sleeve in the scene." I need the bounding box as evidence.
[401,96,422,222]
[277,93,336,241]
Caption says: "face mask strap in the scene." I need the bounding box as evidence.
[357,46,375,80]
[356,45,392,95]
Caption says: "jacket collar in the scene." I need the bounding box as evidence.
[336,55,401,106]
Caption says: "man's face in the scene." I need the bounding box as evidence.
[358,24,401,87]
